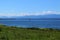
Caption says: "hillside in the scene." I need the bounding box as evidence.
[0,25,60,40]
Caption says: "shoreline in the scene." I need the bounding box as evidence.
[0,24,60,30]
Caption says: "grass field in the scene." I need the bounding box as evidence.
[0,25,60,40]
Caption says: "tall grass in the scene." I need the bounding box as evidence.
[0,25,60,40]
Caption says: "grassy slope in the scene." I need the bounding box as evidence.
[0,25,60,40]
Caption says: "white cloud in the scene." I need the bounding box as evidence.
[0,11,60,17]
[18,11,60,16]
[41,11,60,15]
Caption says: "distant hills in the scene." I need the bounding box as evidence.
[0,14,60,20]
[18,14,60,18]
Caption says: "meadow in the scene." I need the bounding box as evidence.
[0,25,60,40]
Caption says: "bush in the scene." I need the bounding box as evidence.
[27,27,40,30]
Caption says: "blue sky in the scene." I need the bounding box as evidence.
[0,0,60,16]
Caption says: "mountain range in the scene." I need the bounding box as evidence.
[0,14,60,19]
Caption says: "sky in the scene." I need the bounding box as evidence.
[0,0,60,16]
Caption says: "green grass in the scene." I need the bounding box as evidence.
[0,25,60,40]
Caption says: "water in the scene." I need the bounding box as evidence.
[0,20,60,29]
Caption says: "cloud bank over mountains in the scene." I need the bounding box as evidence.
[0,11,60,17]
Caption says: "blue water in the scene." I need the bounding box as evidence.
[0,20,60,29]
